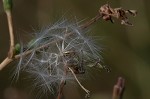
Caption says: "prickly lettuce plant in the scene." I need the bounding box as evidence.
[0,0,137,99]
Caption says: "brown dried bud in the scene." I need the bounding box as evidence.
[99,4,137,26]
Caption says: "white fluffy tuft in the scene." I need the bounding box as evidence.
[13,19,102,96]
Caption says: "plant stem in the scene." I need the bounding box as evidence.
[0,10,15,70]
[6,10,15,58]
[112,77,125,99]
[80,14,102,29]
[0,58,12,70]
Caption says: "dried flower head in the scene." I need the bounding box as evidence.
[99,4,137,26]
[12,19,105,98]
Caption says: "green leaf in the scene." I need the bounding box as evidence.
[3,0,13,11]
[15,43,21,54]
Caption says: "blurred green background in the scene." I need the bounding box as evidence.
[0,0,150,99]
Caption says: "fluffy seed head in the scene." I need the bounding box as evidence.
[12,19,102,97]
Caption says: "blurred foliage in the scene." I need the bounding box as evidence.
[0,0,150,99]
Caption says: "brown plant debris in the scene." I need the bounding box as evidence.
[99,4,137,26]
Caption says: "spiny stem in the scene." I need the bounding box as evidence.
[68,67,90,98]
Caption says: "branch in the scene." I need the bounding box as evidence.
[0,0,15,70]
[80,14,102,29]
[3,0,15,58]
[6,10,15,58]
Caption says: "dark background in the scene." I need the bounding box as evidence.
[0,0,150,99]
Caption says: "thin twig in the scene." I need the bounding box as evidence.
[0,58,12,70]
[68,67,90,98]
[0,5,15,70]
[80,14,102,29]
[6,10,15,58]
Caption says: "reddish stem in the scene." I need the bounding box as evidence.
[112,77,125,99]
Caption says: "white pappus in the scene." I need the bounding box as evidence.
[12,19,105,98]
